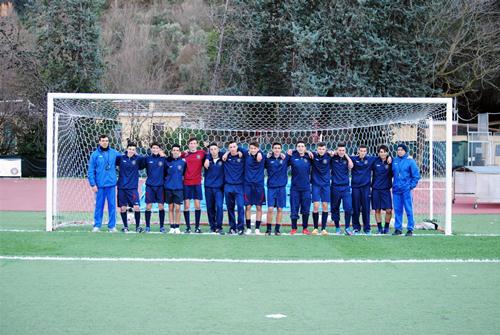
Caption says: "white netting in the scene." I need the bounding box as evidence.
[47,95,449,230]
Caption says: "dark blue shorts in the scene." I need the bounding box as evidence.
[145,185,164,204]
[312,184,331,203]
[371,189,393,210]
[267,186,287,208]
[183,184,203,200]
[117,189,140,207]
[165,189,183,205]
[244,183,266,206]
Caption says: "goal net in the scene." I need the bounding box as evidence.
[46,94,453,234]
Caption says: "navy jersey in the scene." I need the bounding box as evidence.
[204,155,225,188]
[116,154,145,189]
[372,157,392,190]
[164,157,186,190]
[265,154,289,188]
[351,155,377,188]
[224,149,246,185]
[311,152,332,187]
[330,155,350,187]
[244,151,265,185]
[145,154,166,187]
[289,151,312,191]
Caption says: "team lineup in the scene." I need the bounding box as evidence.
[88,135,420,236]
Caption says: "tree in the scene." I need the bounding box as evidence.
[0,10,45,157]
[24,0,105,93]
[217,0,442,96]
[214,0,294,95]
[285,0,440,97]
[426,0,500,117]
[101,0,212,94]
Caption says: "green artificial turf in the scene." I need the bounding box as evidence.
[1,210,500,335]
[1,261,499,335]
[1,231,500,260]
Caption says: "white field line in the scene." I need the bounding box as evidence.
[0,255,499,264]
[1,229,500,237]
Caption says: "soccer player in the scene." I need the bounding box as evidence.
[115,142,145,233]
[265,143,289,236]
[392,143,420,236]
[350,144,378,234]
[244,142,265,235]
[330,143,354,235]
[288,141,312,235]
[164,144,186,234]
[309,142,332,235]
[204,143,225,235]
[371,145,393,234]
[144,142,166,233]
[87,134,121,232]
[181,138,206,233]
[222,141,245,235]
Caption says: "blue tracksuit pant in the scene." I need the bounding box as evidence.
[224,184,245,231]
[330,186,352,229]
[94,186,116,229]
[352,185,371,232]
[205,186,224,230]
[393,191,415,231]
[290,188,311,219]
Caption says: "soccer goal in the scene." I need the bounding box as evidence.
[46,94,454,234]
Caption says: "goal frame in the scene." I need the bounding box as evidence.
[46,93,454,235]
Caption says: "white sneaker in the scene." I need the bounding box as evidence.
[92,227,100,232]
[246,228,252,235]
[108,227,117,233]
[169,228,175,234]
[174,228,181,234]
[254,229,262,235]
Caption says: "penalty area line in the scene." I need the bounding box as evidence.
[0,256,499,264]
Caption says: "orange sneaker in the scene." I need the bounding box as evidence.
[290,229,298,235]
[302,228,311,235]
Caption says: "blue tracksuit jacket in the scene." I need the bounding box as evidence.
[87,146,121,188]
[392,154,420,193]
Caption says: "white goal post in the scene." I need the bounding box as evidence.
[46,93,453,235]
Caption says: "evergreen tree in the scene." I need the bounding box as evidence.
[220,0,441,97]
[25,0,104,93]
